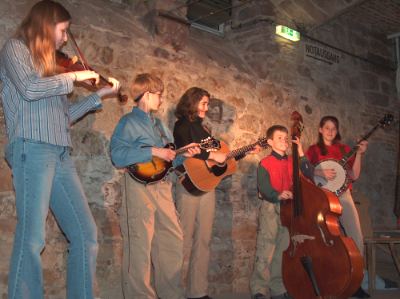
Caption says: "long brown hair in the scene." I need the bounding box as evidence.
[175,87,210,122]
[317,115,342,155]
[15,0,71,76]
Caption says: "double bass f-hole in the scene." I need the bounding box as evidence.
[56,29,128,104]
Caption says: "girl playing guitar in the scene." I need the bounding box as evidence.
[173,87,261,299]
[173,87,227,299]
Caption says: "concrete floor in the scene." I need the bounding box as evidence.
[213,290,400,299]
[213,259,400,299]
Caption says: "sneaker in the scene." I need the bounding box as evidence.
[351,287,370,298]
[271,292,293,299]
[252,293,268,299]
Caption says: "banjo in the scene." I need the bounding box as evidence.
[314,114,393,196]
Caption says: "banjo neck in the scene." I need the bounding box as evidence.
[339,114,393,166]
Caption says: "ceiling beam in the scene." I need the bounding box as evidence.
[309,0,372,32]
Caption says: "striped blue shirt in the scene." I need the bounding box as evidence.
[0,38,102,147]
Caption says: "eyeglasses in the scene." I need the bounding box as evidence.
[149,91,163,96]
[134,91,163,102]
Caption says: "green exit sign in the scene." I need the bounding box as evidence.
[276,25,300,42]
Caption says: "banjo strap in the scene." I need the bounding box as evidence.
[339,144,347,156]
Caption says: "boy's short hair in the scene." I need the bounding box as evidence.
[266,125,288,139]
[131,73,164,102]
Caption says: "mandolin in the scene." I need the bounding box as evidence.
[126,137,220,184]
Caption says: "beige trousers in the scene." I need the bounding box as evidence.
[174,183,215,298]
[250,200,289,297]
[339,189,364,255]
[120,174,184,299]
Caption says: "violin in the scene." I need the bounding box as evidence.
[56,30,128,104]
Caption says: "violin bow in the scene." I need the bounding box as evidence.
[67,29,91,71]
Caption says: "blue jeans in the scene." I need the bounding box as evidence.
[6,138,98,299]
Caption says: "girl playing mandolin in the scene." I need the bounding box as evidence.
[0,1,120,298]
[306,115,369,298]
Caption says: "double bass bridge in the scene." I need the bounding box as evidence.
[290,234,315,256]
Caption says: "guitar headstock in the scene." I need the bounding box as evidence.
[257,136,269,149]
[290,111,304,138]
[200,137,221,152]
[379,114,394,128]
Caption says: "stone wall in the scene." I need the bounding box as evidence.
[229,0,399,228]
[0,0,399,298]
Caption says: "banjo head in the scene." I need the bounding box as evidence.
[314,159,348,194]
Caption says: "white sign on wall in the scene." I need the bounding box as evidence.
[304,41,340,65]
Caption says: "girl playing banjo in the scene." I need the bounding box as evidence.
[305,115,369,298]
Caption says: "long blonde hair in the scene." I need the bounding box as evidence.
[15,0,71,76]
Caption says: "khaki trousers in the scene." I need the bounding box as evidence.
[175,183,215,298]
[121,174,184,299]
[339,189,364,255]
[250,200,289,297]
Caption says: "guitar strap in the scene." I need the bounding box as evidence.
[150,115,177,181]
[150,115,170,146]
[202,123,212,135]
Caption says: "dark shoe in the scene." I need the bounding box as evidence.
[271,292,293,299]
[383,277,399,289]
[187,296,213,299]
[351,287,370,298]
[252,293,268,299]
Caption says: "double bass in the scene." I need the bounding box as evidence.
[280,111,363,299]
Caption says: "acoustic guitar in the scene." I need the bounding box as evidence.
[176,137,269,195]
[126,137,220,184]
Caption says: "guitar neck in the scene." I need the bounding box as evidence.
[227,141,259,160]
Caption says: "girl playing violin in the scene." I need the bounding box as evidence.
[0,1,120,298]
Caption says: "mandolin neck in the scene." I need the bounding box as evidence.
[175,145,197,156]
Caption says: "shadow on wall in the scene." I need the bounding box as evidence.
[71,108,124,299]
